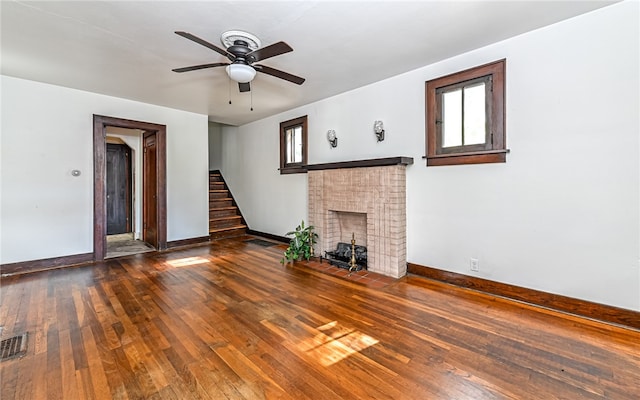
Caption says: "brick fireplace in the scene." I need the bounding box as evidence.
[307,157,412,278]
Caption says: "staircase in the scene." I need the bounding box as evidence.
[209,170,247,239]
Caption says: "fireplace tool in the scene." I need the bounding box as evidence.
[348,233,358,272]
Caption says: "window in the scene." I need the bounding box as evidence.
[279,115,308,174]
[425,59,507,166]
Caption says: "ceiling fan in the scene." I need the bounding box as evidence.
[172,30,305,92]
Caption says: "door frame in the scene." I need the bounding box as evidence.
[93,115,167,261]
[142,131,159,249]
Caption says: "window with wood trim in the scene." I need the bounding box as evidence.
[279,115,308,174]
[425,59,508,166]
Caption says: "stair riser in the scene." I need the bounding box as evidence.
[210,200,234,208]
[210,228,247,240]
[209,191,229,200]
[210,209,238,219]
[209,183,225,190]
[210,219,243,229]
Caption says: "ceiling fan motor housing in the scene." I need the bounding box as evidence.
[228,40,255,64]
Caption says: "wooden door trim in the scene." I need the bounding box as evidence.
[93,115,167,261]
[143,131,159,249]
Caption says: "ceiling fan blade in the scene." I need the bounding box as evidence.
[238,82,251,92]
[247,42,293,63]
[254,65,305,85]
[175,31,234,60]
[172,62,229,73]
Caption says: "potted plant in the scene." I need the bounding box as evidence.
[281,220,318,264]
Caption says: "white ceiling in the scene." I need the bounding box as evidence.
[1,1,617,126]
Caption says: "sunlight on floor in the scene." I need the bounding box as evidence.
[297,321,379,366]
[167,256,209,268]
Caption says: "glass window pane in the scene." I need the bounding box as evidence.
[443,89,462,148]
[285,126,303,164]
[293,126,302,163]
[464,82,486,145]
[286,128,294,163]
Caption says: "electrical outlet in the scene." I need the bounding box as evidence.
[470,258,479,272]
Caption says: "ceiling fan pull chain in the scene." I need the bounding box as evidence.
[228,77,232,105]
[250,89,253,111]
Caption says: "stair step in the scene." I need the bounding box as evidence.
[210,199,234,208]
[209,206,239,212]
[210,215,242,222]
[209,206,238,212]
[210,209,239,219]
[210,229,247,240]
[209,190,230,199]
[210,216,243,229]
[209,225,247,239]
[209,225,246,233]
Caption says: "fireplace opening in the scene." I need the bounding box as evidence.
[324,239,367,271]
[322,211,368,271]
[327,211,367,245]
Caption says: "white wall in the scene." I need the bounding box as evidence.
[221,2,639,310]
[0,76,210,264]
[208,121,223,171]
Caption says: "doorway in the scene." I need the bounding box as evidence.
[93,115,167,261]
[106,143,132,235]
[104,130,153,259]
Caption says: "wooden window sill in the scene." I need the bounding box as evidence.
[424,149,509,166]
[279,165,308,174]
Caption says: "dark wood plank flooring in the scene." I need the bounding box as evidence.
[1,236,638,399]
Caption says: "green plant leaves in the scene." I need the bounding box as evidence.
[281,220,318,264]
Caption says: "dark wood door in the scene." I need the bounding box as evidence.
[143,132,158,248]
[106,143,131,235]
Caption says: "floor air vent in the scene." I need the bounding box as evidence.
[245,239,277,247]
[1,333,28,361]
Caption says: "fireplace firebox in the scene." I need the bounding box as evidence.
[324,242,367,271]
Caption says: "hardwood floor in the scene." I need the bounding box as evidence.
[1,236,638,399]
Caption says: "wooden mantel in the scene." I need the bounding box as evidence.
[306,156,413,171]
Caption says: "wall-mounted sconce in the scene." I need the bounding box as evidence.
[327,129,338,148]
[374,120,385,142]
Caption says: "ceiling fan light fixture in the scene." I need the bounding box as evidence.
[226,63,256,83]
